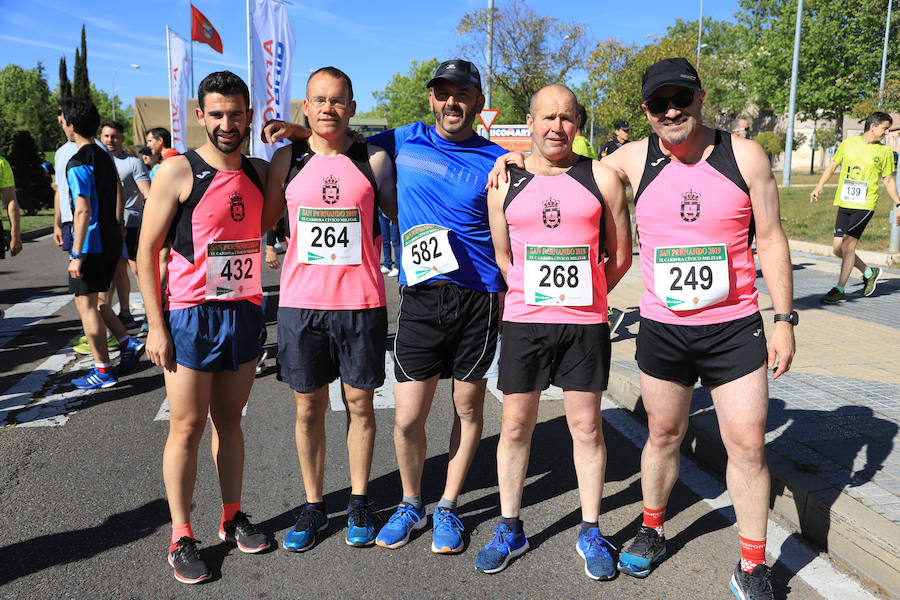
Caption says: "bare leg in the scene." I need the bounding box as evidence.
[209,360,256,504]
[639,371,694,510]
[832,235,867,288]
[293,386,329,503]
[564,390,606,522]
[393,376,439,498]
[342,383,376,495]
[443,378,487,501]
[114,258,130,315]
[97,290,127,341]
[496,392,540,518]
[162,365,214,525]
[73,293,110,363]
[710,366,770,540]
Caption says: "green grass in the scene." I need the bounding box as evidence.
[19,209,55,233]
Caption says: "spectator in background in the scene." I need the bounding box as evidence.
[598,120,630,158]
[572,103,598,160]
[732,118,751,139]
[379,209,401,277]
[1,154,22,258]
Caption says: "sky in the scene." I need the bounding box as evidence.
[0,0,742,114]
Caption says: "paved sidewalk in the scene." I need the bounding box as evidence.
[603,249,900,598]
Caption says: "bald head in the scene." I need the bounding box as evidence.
[526,84,581,163]
[529,84,578,117]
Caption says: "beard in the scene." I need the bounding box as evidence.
[433,104,471,136]
[656,114,695,146]
[207,124,248,153]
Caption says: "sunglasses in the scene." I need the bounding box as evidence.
[645,89,696,114]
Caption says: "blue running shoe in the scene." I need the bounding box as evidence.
[431,506,464,554]
[283,505,328,552]
[346,501,376,547]
[375,503,426,549]
[72,367,118,390]
[576,527,617,580]
[474,520,529,574]
[618,525,666,578]
[118,337,145,374]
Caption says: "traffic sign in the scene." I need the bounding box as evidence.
[479,109,500,130]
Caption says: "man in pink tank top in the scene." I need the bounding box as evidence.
[138,71,272,584]
[475,84,632,578]
[601,58,795,600]
[262,67,397,552]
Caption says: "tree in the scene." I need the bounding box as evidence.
[73,24,90,99]
[369,58,440,128]
[58,56,72,98]
[456,0,593,122]
[8,130,53,215]
[850,79,900,119]
[736,0,900,121]
[0,63,63,150]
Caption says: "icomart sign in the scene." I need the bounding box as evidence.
[476,124,532,152]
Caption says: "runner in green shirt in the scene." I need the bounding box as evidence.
[811,111,900,303]
[0,154,22,258]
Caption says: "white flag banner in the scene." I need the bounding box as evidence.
[166,27,190,154]
[250,0,295,160]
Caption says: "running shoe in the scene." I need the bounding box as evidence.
[72,367,118,390]
[576,527,617,580]
[219,511,270,553]
[862,267,882,297]
[474,520,529,574]
[729,562,774,600]
[375,503,426,549]
[72,334,119,354]
[118,337,145,374]
[168,536,211,584]
[255,349,269,376]
[618,525,666,578]
[118,311,139,329]
[346,501,376,547]
[387,268,399,277]
[283,505,328,552]
[69,333,86,346]
[820,287,845,304]
[380,265,390,274]
[431,506,465,554]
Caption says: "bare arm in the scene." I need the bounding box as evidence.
[882,173,900,225]
[369,146,397,222]
[53,188,64,246]
[485,152,527,189]
[810,160,839,202]
[735,138,795,378]
[68,193,91,279]
[487,178,511,281]
[2,186,22,256]
[261,120,312,145]
[262,146,290,233]
[137,156,190,370]
[593,162,632,292]
[135,177,151,200]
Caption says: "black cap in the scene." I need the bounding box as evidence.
[427,59,482,92]
[614,120,630,131]
[641,57,701,101]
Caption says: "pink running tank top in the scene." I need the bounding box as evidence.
[279,141,385,310]
[635,130,758,325]
[502,157,608,324]
[165,151,264,310]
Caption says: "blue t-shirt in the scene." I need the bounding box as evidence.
[368,122,506,292]
[67,143,120,255]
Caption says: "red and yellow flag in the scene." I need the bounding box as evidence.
[191,4,223,54]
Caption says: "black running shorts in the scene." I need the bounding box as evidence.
[635,312,767,388]
[393,283,499,382]
[498,321,611,393]
[834,207,874,239]
[277,306,387,393]
[68,251,119,295]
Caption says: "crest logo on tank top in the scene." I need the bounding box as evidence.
[680,189,700,222]
[322,175,339,204]
[229,192,245,222]
[542,197,561,229]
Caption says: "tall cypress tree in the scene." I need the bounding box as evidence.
[72,25,90,99]
[58,56,72,97]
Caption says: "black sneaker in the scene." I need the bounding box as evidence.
[168,537,211,584]
[118,311,139,329]
[821,287,845,304]
[729,562,774,600]
[617,525,667,578]
[219,511,270,553]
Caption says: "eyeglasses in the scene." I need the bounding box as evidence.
[309,96,349,108]
[645,89,697,115]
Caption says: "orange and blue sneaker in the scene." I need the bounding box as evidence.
[431,506,465,554]
[375,503,426,549]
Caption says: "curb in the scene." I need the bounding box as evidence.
[22,226,53,242]
[604,365,899,599]
[788,239,899,268]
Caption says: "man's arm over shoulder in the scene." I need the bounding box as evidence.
[593,161,632,292]
[368,145,397,222]
[733,136,795,378]
[486,176,511,282]
[262,145,290,232]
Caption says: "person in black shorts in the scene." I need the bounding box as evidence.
[60,97,144,389]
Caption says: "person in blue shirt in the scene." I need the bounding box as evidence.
[263,59,506,555]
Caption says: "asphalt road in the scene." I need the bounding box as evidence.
[0,235,853,599]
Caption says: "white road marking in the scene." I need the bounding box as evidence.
[0,294,73,348]
[599,398,878,600]
[328,352,398,411]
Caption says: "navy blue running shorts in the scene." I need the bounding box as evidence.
[166,300,262,372]
[277,306,387,393]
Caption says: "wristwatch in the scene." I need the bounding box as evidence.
[773,311,798,326]
[69,252,83,260]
